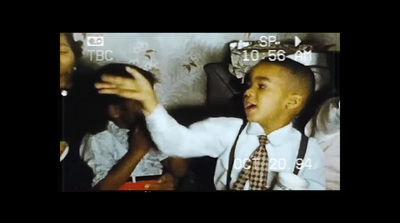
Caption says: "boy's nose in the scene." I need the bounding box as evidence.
[244,88,254,98]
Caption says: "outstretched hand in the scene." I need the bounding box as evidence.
[95,66,159,115]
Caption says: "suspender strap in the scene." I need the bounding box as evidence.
[293,134,309,175]
[226,119,247,190]
[269,133,309,190]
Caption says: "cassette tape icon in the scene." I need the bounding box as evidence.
[87,36,104,46]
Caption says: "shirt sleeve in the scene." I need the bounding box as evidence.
[79,133,117,187]
[146,104,241,158]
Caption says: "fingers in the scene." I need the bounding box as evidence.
[99,67,147,87]
[94,82,118,90]
[97,89,142,100]
[144,174,175,190]
[145,183,162,190]
[125,67,154,90]
[94,66,158,114]
[158,173,173,183]
[101,74,128,85]
[144,181,174,190]
[95,67,150,93]
[98,75,137,90]
[125,66,147,83]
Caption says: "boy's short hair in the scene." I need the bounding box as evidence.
[255,57,315,107]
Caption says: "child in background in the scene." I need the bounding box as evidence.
[59,32,95,191]
[305,97,340,190]
[80,63,187,190]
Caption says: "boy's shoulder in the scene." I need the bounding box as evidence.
[306,136,321,150]
[304,135,325,160]
[187,116,246,135]
[289,127,322,154]
[206,116,244,123]
[197,116,245,128]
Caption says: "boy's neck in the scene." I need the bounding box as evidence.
[259,119,292,135]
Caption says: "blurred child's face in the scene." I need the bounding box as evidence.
[117,99,144,129]
[244,63,289,125]
[60,34,75,89]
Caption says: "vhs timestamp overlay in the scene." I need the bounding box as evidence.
[233,157,312,171]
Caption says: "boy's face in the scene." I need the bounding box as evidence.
[244,63,289,125]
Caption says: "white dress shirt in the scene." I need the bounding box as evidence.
[80,121,168,187]
[305,97,340,190]
[147,105,326,190]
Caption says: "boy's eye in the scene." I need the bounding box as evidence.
[258,84,266,89]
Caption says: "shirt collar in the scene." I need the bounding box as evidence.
[107,121,130,143]
[246,122,294,146]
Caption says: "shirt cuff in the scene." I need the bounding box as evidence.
[146,104,169,129]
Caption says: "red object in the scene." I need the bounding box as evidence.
[118,180,160,190]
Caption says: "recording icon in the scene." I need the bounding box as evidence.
[87,36,104,46]
[294,36,301,47]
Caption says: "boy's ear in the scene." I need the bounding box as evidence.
[108,104,120,118]
[285,94,303,110]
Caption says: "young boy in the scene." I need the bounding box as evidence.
[81,63,187,190]
[96,58,326,190]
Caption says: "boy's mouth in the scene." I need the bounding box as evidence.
[245,101,257,112]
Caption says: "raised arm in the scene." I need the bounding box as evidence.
[95,66,239,158]
[145,105,239,158]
